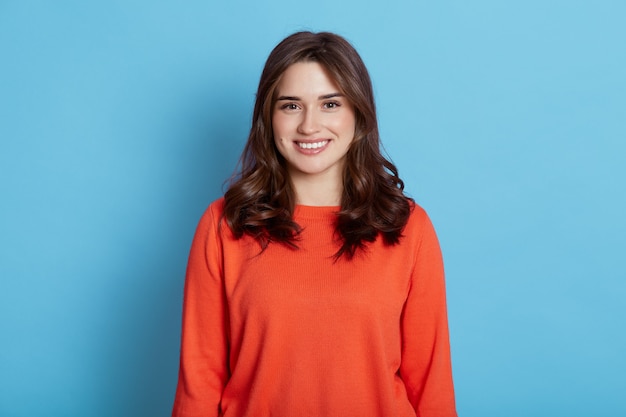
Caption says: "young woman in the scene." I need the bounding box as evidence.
[172,31,457,417]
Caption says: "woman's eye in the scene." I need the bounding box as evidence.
[323,101,341,109]
[281,103,299,110]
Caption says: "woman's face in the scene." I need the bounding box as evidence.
[272,61,356,185]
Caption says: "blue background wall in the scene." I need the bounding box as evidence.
[1,1,624,416]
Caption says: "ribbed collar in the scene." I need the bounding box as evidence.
[293,204,340,220]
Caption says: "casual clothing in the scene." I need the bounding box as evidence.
[172,198,457,417]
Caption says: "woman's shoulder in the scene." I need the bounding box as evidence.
[193,197,227,233]
[407,200,429,223]
[207,197,226,216]
[405,200,439,237]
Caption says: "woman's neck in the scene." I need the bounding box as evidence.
[290,172,343,206]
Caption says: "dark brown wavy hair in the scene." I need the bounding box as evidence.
[223,31,411,259]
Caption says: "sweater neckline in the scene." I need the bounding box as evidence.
[294,204,340,220]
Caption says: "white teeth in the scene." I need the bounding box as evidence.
[298,140,328,149]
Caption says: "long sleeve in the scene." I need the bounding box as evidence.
[399,211,457,417]
[172,204,229,417]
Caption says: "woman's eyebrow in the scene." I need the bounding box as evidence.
[276,92,344,101]
[319,92,343,99]
[276,95,299,101]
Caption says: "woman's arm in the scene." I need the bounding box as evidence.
[172,203,229,417]
[400,209,457,417]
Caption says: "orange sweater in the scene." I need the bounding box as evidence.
[172,199,457,417]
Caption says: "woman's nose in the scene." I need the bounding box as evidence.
[297,109,321,135]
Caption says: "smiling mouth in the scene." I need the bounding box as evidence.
[297,140,329,149]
